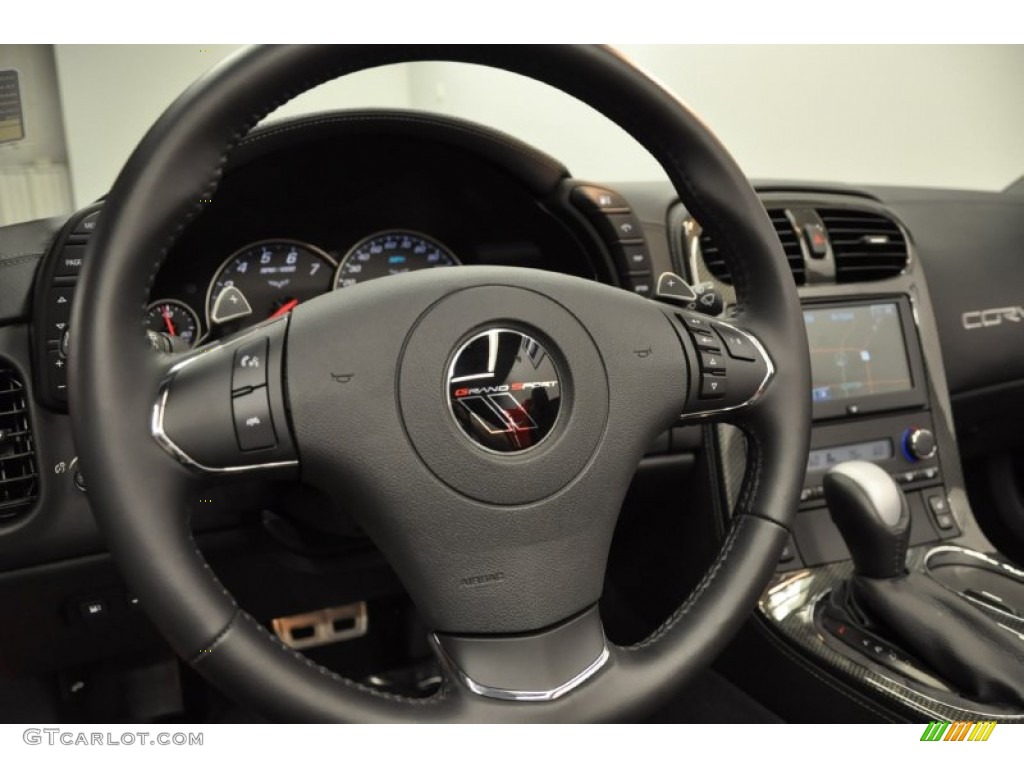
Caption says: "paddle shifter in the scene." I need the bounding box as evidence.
[822,461,1024,708]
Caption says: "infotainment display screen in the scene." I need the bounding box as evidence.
[803,302,913,404]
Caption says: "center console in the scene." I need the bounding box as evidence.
[790,296,959,569]
[672,191,1024,721]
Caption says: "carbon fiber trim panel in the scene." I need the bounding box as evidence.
[758,547,1024,721]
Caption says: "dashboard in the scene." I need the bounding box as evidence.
[1,107,1023,723]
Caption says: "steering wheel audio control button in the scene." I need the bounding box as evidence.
[680,313,712,333]
[690,330,721,352]
[675,314,773,419]
[700,374,727,399]
[232,338,268,393]
[232,387,277,451]
[700,351,726,373]
[714,324,758,362]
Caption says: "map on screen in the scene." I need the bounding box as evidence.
[803,303,912,403]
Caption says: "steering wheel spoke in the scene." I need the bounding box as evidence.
[431,605,609,703]
[670,309,775,424]
[151,317,299,476]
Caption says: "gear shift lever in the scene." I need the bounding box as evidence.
[824,461,910,578]
[823,460,1024,707]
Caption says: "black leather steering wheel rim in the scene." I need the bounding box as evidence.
[69,45,811,722]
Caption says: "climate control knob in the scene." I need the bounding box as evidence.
[903,427,937,462]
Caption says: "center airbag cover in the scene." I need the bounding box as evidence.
[399,286,608,505]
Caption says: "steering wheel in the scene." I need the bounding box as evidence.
[69,45,810,722]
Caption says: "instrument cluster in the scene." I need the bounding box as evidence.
[147,230,459,348]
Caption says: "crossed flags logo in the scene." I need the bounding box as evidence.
[920,721,997,741]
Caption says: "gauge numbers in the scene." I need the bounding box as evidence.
[334,231,459,289]
[206,240,335,328]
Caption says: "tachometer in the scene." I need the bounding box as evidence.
[145,299,201,349]
[206,240,335,329]
[333,231,459,289]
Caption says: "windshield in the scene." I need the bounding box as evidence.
[1,44,1021,228]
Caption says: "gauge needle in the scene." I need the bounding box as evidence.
[161,306,177,335]
[269,298,300,319]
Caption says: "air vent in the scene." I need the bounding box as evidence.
[0,364,38,521]
[697,209,805,285]
[818,208,908,282]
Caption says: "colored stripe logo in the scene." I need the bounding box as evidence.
[920,721,997,741]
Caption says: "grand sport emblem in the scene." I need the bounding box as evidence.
[447,329,561,453]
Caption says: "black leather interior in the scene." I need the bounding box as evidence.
[852,573,1024,707]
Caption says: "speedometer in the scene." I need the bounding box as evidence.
[333,231,459,289]
[206,240,335,330]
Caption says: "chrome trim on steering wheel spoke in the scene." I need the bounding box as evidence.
[150,322,299,475]
[678,325,775,422]
[430,635,611,702]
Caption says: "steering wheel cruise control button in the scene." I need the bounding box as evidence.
[232,387,277,451]
[232,338,269,393]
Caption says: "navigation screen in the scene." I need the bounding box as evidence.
[804,303,912,403]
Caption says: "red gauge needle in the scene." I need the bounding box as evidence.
[269,298,300,319]
[161,306,177,335]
